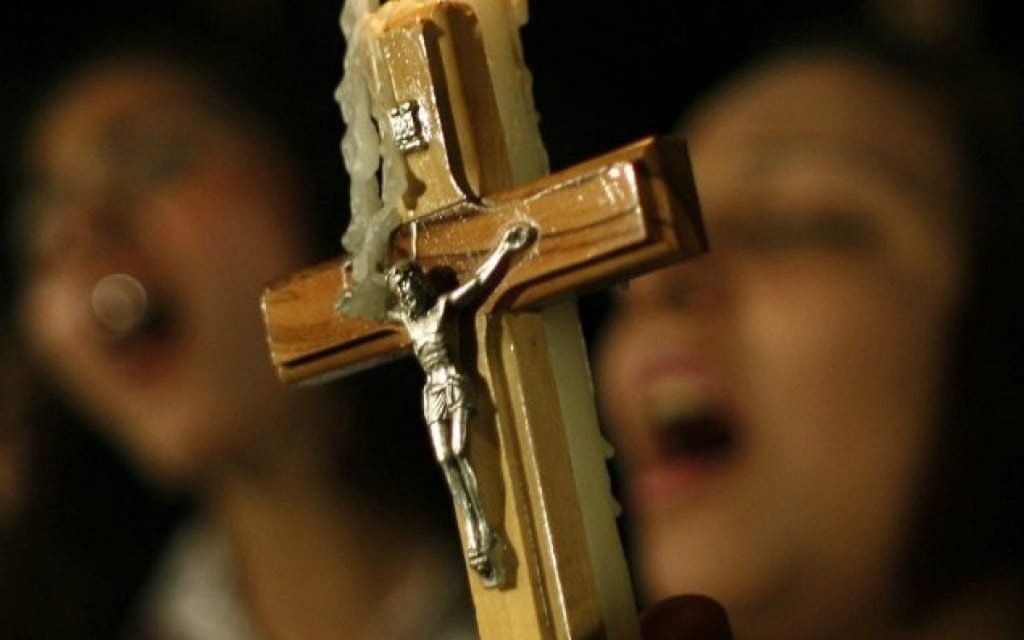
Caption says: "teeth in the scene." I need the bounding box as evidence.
[646,378,714,429]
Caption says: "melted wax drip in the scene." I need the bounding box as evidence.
[335,0,418,319]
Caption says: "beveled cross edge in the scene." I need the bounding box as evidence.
[262,136,706,385]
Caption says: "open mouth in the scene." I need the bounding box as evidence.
[653,411,736,461]
[109,295,178,349]
[108,295,186,382]
[91,274,185,380]
[647,378,738,461]
[630,376,740,509]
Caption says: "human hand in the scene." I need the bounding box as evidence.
[501,223,534,251]
[640,595,732,640]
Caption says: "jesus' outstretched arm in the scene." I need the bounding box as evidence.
[448,223,535,308]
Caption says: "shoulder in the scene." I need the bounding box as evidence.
[128,519,259,640]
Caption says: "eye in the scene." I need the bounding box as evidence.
[718,211,878,253]
[125,139,199,192]
[103,125,200,195]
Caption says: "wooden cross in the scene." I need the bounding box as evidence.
[261,2,705,638]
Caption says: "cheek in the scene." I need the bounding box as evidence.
[737,260,948,573]
[18,275,138,443]
[21,274,93,372]
[744,273,936,508]
[741,261,947,436]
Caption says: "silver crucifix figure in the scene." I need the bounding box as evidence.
[386,224,534,588]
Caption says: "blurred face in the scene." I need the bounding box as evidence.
[17,61,310,484]
[599,56,965,638]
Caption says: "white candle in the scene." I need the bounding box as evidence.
[334,2,639,636]
[455,0,548,185]
[456,5,640,636]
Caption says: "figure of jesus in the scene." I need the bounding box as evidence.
[386,223,535,587]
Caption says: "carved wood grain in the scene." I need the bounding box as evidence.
[262,137,704,384]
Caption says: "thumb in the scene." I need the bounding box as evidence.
[640,594,733,640]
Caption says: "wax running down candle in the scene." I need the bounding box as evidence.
[333,1,639,637]
[335,0,405,319]
[334,0,548,317]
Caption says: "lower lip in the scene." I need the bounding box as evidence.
[631,455,732,515]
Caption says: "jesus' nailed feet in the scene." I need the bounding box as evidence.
[469,530,505,588]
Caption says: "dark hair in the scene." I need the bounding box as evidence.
[898,43,1024,616]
